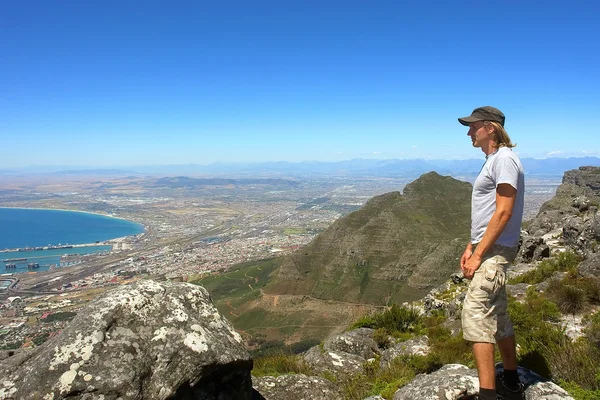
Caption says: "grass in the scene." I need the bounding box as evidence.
[252,353,313,377]
[509,250,582,284]
[351,305,422,336]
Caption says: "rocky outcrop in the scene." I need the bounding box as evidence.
[391,363,574,400]
[0,280,252,400]
[392,364,479,399]
[252,374,341,400]
[380,336,429,368]
[516,236,550,263]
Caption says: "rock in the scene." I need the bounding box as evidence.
[303,345,366,375]
[572,196,591,212]
[563,166,600,194]
[380,336,430,368]
[506,263,537,280]
[532,244,550,261]
[392,364,479,400]
[451,273,464,284]
[563,216,585,248]
[517,237,545,263]
[392,364,574,400]
[323,328,379,360]
[578,252,600,279]
[252,374,341,400]
[528,210,570,237]
[506,283,529,301]
[0,280,252,400]
[363,396,385,400]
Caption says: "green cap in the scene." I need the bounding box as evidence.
[458,106,505,127]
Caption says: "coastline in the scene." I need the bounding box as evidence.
[0,207,147,251]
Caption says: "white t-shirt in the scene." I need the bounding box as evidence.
[471,147,524,247]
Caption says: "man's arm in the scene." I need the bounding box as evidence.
[461,183,516,278]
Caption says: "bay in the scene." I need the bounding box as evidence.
[0,208,144,273]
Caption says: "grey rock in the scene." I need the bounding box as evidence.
[380,336,430,368]
[323,328,379,359]
[392,364,574,400]
[563,216,585,248]
[0,280,252,400]
[506,263,537,280]
[528,210,570,237]
[572,196,591,212]
[303,345,367,375]
[392,364,479,400]
[252,374,341,400]
[578,252,600,279]
[517,237,545,263]
[363,396,385,400]
[506,283,529,301]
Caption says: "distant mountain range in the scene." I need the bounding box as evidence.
[2,157,599,178]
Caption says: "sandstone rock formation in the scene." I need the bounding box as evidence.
[0,281,252,400]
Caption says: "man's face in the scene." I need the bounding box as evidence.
[467,121,490,148]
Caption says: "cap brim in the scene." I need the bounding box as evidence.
[458,116,479,126]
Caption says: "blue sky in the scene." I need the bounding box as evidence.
[2,1,599,167]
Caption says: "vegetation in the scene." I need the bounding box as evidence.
[351,305,422,337]
[40,311,78,323]
[252,353,312,377]
[509,250,582,284]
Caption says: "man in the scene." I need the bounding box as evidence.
[458,106,525,400]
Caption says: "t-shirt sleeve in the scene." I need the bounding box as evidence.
[493,154,520,191]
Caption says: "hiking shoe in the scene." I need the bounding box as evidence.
[496,374,525,400]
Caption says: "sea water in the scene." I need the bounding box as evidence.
[0,207,144,273]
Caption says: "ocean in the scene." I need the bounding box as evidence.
[0,207,144,273]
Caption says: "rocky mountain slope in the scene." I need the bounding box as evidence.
[270,172,471,305]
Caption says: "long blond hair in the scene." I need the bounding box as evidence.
[483,121,516,148]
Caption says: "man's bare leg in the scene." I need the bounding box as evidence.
[473,342,496,389]
[497,334,518,370]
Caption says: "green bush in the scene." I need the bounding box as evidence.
[561,380,600,400]
[252,353,312,377]
[543,338,600,391]
[351,305,422,337]
[552,284,589,315]
[373,328,391,349]
[585,311,600,347]
[509,250,582,285]
[40,311,77,323]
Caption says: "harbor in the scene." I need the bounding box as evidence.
[2,244,112,273]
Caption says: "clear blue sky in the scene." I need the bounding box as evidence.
[2,1,599,167]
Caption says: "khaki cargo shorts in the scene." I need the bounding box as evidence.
[462,244,518,343]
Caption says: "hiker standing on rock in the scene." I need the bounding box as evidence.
[458,106,525,400]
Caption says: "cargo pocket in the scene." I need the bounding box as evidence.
[479,264,499,295]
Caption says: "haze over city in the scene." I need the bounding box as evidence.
[2,1,599,168]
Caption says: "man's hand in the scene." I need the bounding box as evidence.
[462,253,482,279]
[460,247,473,269]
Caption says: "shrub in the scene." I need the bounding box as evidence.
[351,305,422,336]
[543,338,600,391]
[560,380,600,400]
[252,353,312,377]
[40,311,77,323]
[585,311,600,347]
[552,284,589,315]
[373,328,391,349]
[509,250,582,285]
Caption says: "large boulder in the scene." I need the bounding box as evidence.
[323,328,379,360]
[303,345,367,375]
[392,364,479,399]
[380,336,430,368]
[0,280,252,400]
[252,374,341,400]
[578,252,600,280]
